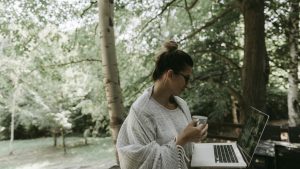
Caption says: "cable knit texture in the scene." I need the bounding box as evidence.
[117,86,193,169]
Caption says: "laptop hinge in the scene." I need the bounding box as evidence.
[237,144,250,166]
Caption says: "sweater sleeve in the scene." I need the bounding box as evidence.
[116,107,189,169]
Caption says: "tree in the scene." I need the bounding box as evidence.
[286,0,300,126]
[8,74,19,155]
[98,0,125,165]
[0,0,112,143]
[52,110,72,153]
[112,0,268,123]
[236,0,269,122]
[180,0,269,122]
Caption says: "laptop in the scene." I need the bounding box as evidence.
[191,107,269,168]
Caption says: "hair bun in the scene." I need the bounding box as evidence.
[163,40,178,52]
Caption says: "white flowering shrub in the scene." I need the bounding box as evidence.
[53,110,72,130]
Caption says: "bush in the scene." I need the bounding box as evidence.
[266,88,288,120]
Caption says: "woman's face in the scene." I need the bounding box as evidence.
[169,66,192,96]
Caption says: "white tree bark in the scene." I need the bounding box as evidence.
[287,0,300,127]
[231,96,239,124]
[98,0,125,165]
[9,76,20,155]
[9,95,15,155]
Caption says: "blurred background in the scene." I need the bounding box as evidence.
[0,0,299,169]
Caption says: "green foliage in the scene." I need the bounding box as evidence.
[114,0,293,123]
[0,0,296,140]
[184,82,231,123]
[0,0,110,139]
[266,88,288,120]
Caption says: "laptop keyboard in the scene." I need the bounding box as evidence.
[213,145,239,163]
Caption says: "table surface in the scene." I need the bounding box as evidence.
[255,140,300,157]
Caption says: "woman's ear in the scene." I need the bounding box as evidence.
[166,69,174,79]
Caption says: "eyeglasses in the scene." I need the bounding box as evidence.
[178,73,190,84]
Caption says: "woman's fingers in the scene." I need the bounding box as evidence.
[195,124,208,140]
[180,122,208,143]
[201,132,208,140]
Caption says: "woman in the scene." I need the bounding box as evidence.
[117,40,208,169]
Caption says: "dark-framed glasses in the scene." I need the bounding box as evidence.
[178,73,190,84]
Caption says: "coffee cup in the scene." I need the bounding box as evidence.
[192,115,207,126]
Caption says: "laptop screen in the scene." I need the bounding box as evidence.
[237,107,269,164]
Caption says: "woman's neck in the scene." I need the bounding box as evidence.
[152,81,177,109]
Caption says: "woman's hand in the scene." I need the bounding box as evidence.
[176,121,208,146]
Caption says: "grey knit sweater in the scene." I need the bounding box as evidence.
[116,86,193,169]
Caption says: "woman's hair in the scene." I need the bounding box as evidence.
[152,40,193,81]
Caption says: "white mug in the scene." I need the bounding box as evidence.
[192,115,207,126]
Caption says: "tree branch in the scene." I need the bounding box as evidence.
[192,70,244,111]
[139,0,178,34]
[184,0,194,28]
[81,1,97,18]
[180,6,234,41]
[224,41,244,51]
[44,59,101,68]
[225,85,244,107]
[186,0,199,10]
[190,49,241,73]
[94,23,99,36]
[210,51,241,71]
[193,70,225,82]
[124,72,152,96]
[269,58,288,71]
[234,0,244,11]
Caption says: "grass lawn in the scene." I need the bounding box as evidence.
[0,137,116,169]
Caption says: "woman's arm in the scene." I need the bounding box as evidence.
[117,107,188,169]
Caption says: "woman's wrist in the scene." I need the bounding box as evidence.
[175,134,187,146]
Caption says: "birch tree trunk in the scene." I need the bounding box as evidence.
[61,128,67,154]
[9,94,15,155]
[98,0,125,165]
[53,130,57,147]
[287,0,300,127]
[240,0,269,122]
[9,78,19,155]
[231,96,239,124]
